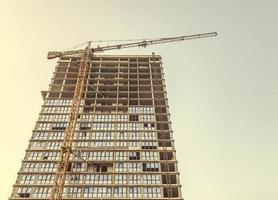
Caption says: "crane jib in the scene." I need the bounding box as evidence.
[47,32,217,59]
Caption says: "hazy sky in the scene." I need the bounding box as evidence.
[0,0,277,199]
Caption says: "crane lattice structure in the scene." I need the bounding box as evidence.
[48,31,217,200]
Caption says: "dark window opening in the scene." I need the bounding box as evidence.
[96,165,107,172]
[142,163,159,172]
[129,152,140,160]
[18,193,30,198]
[67,163,72,172]
[80,125,91,130]
[52,127,66,130]
[129,114,139,121]
[142,145,157,149]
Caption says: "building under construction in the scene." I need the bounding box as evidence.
[9,32,216,200]
[10,54,183,199]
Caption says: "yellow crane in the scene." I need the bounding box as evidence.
[48,32,217,200]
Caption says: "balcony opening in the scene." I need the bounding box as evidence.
[160,163,175,172]
[157,132,170,139]
[162,175,177,184]
[163,187,179,198]
[156,123,169,131]
[159,152,173,160]
[158,141,172,147]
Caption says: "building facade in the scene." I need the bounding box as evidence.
[10,54,183,200]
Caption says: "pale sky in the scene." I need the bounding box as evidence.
[0,0,277,199]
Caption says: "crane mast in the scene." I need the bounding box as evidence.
[49,32,217,200]
[50,42,91,200]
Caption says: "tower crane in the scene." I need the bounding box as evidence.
[48,31,217,200]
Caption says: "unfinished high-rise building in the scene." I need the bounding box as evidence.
[9,54,183,200]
